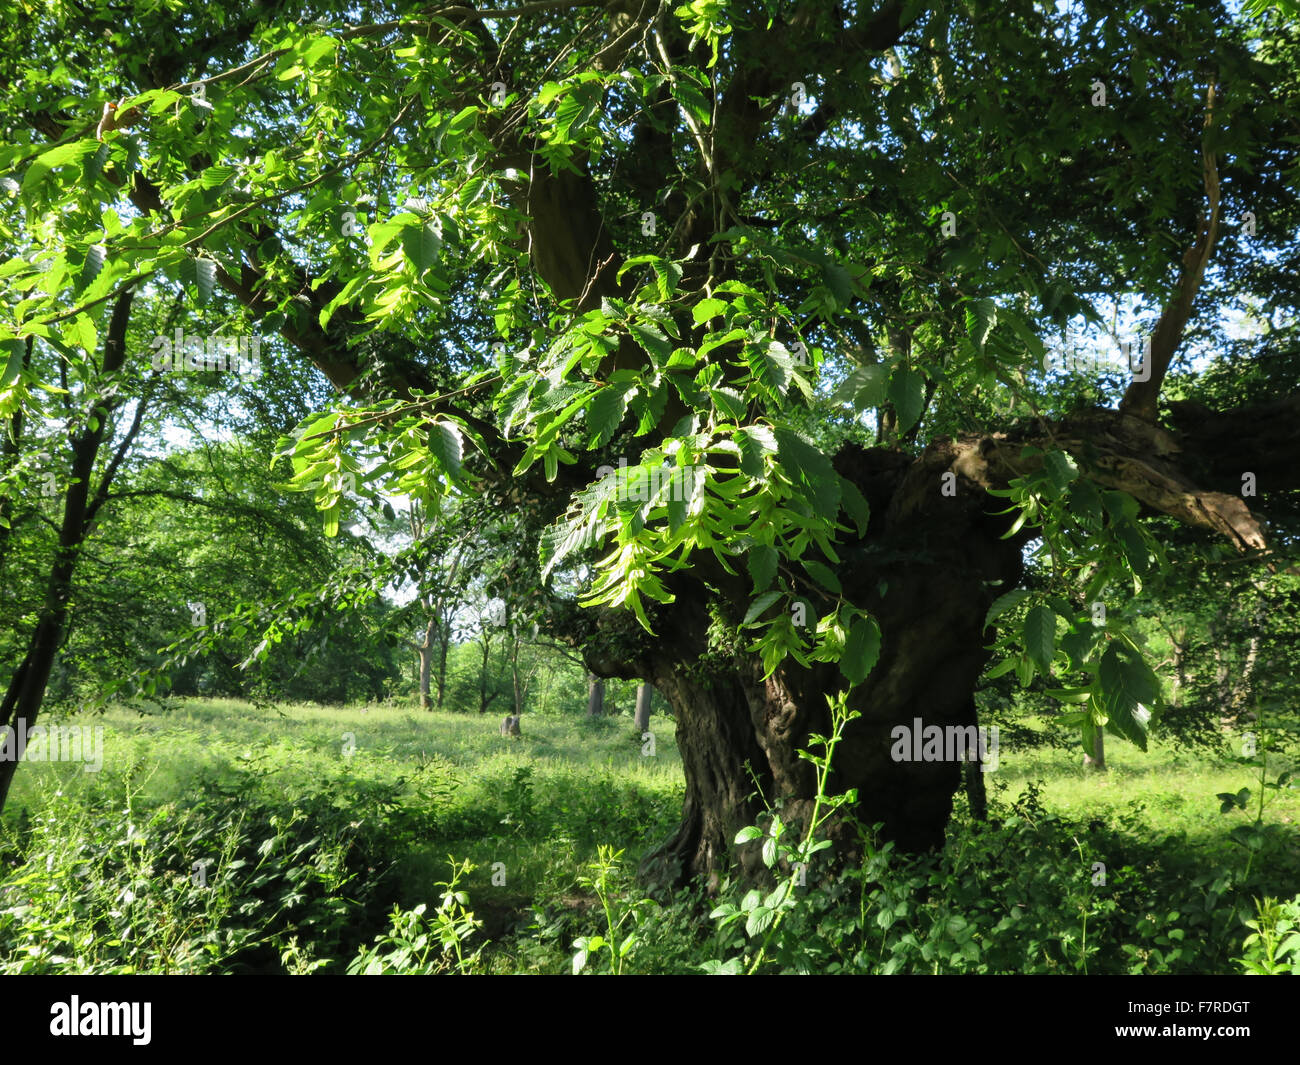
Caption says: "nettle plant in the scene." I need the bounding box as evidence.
[704,691,861,975]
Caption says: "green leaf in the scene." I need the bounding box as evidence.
[709,387,747,423]
[822,261,855,307]
[79,244,106,293]
[195,257,216,305]
[34,140,97,170]
[831,363,888,409]
[774,428,839,519]
[965,297,998,352]
[693,298,728,324]
[199,164,239,188]
[746,340,792,397]
[842,617,882,686]
[628,319,672,361]
[1096,643,1158,750]
[401,221,441,274]
[803,559,841,594]
[1024,604,1056,675]
[745,905,776,937]
[840,479,871,536]
[672,78,711,129]
[743,591,781,626]
[1043,449,1078,492]
[0,340,24,389]
[736,425,776,477]
[554,81,601,139]
[586,382,631,447]
[748,544,778,591]
[1045,686,1092,704]
[888,368,925,433]
[984,588,1030,630]
[428,421,463,479]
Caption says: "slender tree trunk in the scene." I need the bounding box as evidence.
[587,674,604,717]
[1228,625,1262,725]
[962,761,988,821]
[0,292,134,814]
[436,617,451,709]
[634,682,652,732]
[417,617,435,711]
[0,337,31,586]
[962,721,988,820]
[1170,624,1187,707]
[511,630,525,718]
[477,631,494,714]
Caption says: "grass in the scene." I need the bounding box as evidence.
[993,714,1299,851]
[1,698,1296,974]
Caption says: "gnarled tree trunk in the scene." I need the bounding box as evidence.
[587,438,1026,891]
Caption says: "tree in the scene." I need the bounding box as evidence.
[394,499,475,710]
[634,682,652,732]
[3,0,1298,889]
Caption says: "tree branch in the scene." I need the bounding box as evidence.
[1120,79,1221,422]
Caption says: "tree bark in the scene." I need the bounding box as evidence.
[436,617,451,709]
[962,749,989,822]
[0,291,135,814]
[478,630,494,714]
[586,674,604,717]
[580,438,1030,892]
[416,616,436,711]
[634,682,652,732]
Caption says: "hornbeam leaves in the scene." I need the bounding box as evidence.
[746,339,793,397]
[181,256,217,305]
[0,7,1237,738]
[401,221,442,276]
[964,297,998,353]
[888,367,926,434]
[1024,604,1057,675]
[1095,640,1160,750]
[748,544,779,592]
[774,428,839,520]
[78,244,106,294]
[427,421,463,480]
[832,363,889,410]
[736,424,776,477]
[841,616,882,687]
[586,380,635,447]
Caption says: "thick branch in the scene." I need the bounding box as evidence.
[952,405,1272,552]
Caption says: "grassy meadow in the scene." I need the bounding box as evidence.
[1,699,1297,974]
